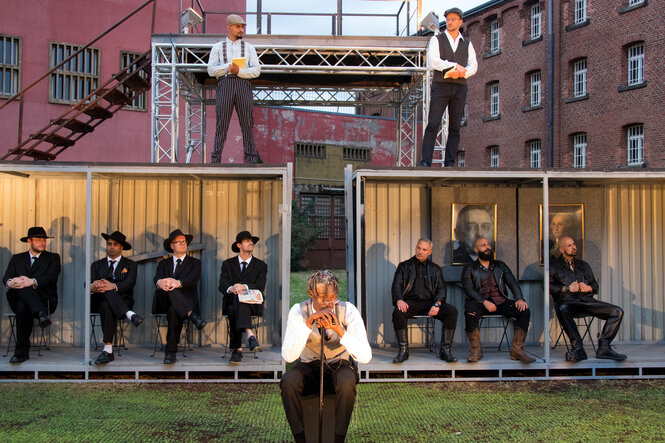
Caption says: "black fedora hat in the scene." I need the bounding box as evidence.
[232,230,259,253]
[164,229,193,253]
[101,231,132,251]
[20,226,53,242]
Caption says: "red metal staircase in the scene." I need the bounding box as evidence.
[1,50,151,161]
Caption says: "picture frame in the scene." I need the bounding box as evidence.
[539,204,584,265]
[451,203,497,265]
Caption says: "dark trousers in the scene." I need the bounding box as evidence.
[281,360,358,438]
[212,76,258,163]
[392,298,458,332]
[92,291,132,344]
[225,294,262,349]
[163,289,195,353]
[464,299,531,332]
[9,287,48,357]
[556,294,623,347]
[422,82,468,166]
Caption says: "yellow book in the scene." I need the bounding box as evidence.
[232,57,246,69]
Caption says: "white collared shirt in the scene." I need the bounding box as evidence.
[107,256,120,274]
[427,30,478,79]
[172,254,186,273]
[207,37,261,79]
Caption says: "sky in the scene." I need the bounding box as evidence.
[244,0,488,36]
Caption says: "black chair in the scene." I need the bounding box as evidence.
[407,315,435,352]
[89,313,129,356]
[221,314,262,358]
[150,314,192,357]
[3,313,50,357]
[479,314,512,351]
[551,312,596,352]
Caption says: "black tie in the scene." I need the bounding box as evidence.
[175,258,182,275]
[108,260,116,279]
[31,256,37,268]
[241,261,247,275]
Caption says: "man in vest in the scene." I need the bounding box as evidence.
[207,14,262,164]
[420,7,478,167]
[281,271,371,443]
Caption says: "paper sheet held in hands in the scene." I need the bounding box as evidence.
[239,289,263,304]
[232,57,246,69]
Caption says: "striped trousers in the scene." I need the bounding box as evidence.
[212,76,259,163]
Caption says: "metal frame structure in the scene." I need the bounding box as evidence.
[150,34,431,166]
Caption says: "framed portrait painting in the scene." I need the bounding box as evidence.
[451,203,497,265]
[539,204,584,265]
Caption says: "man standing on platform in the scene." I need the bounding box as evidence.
[281,270,371,443]
[90,231,142,365]
[207,14,262,164]
[3,227,61,364]
[550,236,626,362]
[219,230,267,364]
[153,229,207,364]
[391,238,458,363]
[420,7,477,167]
[461,237,535,363]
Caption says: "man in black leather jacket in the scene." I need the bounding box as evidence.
[391,238,458,363]
[550,236,626,362]
[462,237,534,363]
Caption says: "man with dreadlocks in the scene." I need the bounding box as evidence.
[280,270,372,443]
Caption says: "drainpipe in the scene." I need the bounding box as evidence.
[547,0,554,167]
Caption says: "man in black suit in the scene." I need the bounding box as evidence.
[219,230,267,364]
[153,229,206,364]
[3,227,61,363]
[90,231,142,365]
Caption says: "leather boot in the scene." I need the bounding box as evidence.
[466,329,482,362]
[565,340,588,362]
[596,339,627,361]
[439,328,457,363]
[510,327,535,363]
[393,329,409,363]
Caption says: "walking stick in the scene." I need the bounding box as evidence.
[319,324,325,443]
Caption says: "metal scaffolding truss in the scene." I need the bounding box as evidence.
[151,35,431,165]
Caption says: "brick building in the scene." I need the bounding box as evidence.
[457,0,662,169]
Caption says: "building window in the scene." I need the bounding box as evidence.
[627,0,644,5]
[49,42,100,104]
[120,51,148,111]
[489,146,499,168]
[343,146,371,162]
[573,58,587,97]
[574,0,587,24]
[456,150,466,168]
[626,124,644,165]
[0,35,21,98]
[573,133,587,168]
[530,4,542,40]
[489,82,500,117]
[627,43,644,86]
[295,142,326,158]
[301,194,345,240]
[490,20,500,54]
[530,71,541,107]
[529,140,542,168]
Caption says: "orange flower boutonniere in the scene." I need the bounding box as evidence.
[121,268,128,273]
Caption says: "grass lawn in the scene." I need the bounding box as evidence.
[290,269,347,306]
[1,380,664,441]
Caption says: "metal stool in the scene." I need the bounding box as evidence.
[222,315,262,358]
[551,314,596,352]
[408,315,435,351]
[479,314,511,351]
[90,313,128,355]
[150,314,192,357]
[3,313,50,357]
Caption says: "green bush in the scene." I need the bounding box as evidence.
[290,200,323,271]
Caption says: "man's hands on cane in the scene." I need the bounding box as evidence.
[307,309,344,338]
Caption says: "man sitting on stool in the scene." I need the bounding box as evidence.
[550,236,626,362]
[461,237,534,363]
[391,238,458,363]
[281,270,371,443]
[219,230,267,364]
[153,229,206,364]
[3,227,61,364]
[90,231,142,365]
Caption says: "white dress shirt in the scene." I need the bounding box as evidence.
[427,30,478,79]
[208,37,261,79]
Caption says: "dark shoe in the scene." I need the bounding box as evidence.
[565,347,588,362]
[92,351,114,365]
[247,153,263,164]
[37,311,51,328]
[439,328,457,363]
[130,314,144,327]
[164,352,177,364]
[466,329,483,362]
[443,161,454,167]
[10,354,29,364]
[596,341,627,361]
[230,349,243,364]
[188,313,207,330]
[392,329,409,363]
[248,336,260,352]
[419,160,431,167]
